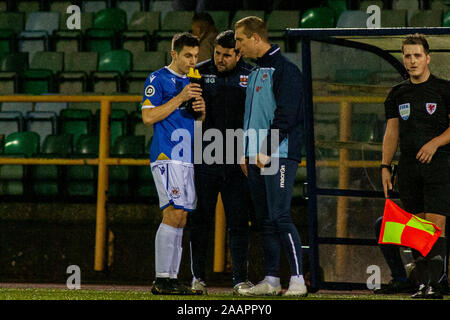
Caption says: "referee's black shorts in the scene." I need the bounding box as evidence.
[398,152,450,216]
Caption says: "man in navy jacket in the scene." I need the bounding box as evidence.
[189,30,254,295]
[234,16,307,297]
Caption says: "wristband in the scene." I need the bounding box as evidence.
[380,164,391,172]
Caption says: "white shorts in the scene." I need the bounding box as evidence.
[151,161,197,212]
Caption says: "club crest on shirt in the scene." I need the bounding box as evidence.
[239,75,248,87]
[170,187,181,199]
[399,103,410,120]
[426,103,437,115]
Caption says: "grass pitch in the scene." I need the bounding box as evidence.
[0,287,442,300]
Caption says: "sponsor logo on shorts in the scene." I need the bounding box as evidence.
[399,103,410,120]
[426,103,437,115]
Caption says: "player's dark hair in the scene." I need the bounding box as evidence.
[402,33,430,54]
[214,30,237,50]
[172,32,200,53]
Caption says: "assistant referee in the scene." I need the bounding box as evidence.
[381,34,450,299]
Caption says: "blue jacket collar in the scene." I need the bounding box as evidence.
[255,44,281,66]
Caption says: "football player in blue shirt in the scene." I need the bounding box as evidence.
[141,32,206,295]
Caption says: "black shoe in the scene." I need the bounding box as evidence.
[151,277,175,295]
[169,279,203,295]
[411,283,427,299]
[425,284,443,299]
[374,279,415,294]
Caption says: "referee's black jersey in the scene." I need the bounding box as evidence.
[385,74,450,155]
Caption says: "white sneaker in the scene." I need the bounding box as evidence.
[191,279,207,295]
[283,281,308,297]
[238,279,281,296]
[233,281,254,295]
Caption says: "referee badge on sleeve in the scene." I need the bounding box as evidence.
[398,103,410,120]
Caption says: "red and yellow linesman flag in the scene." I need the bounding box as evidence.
[378,199,442,257]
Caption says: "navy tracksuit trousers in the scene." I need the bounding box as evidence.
[247,158,304,277]
[189,170,252,285]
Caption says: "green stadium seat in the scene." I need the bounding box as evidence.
[130,111,153,146]
[136,164,157,198]
[117,0,142,24]
[0,29,15,53]
[301,7,336,28]
[95,108,128,146]
[444,10,450,27]
[1,102,33,115]
[206,11,230,32]
[127,11,161,36]
[19,12,60,63]
[380,10,407,27]
[92,49,132,93]
[75,134,99,155]
[31,133,73,196]
[41,133,73,156]
[22,69,54,94]
[54,30,83,54]
[0,12,25,33]
[0,153,26,195]
[82,0,107,13]
[94,8,127,32]
[25,111,58,145]
[0,111,24,137]
[35,102,68,115]
[30,51,64,74]
[17,1,40,19]
[0,118,38,196]
[58,51,98,93]
[136,138,156,198]
[327,0,348,20]
[55,12,93,54]
[408,10,443,27]
[336,10,368,28]
[155,11,194,50]
[50,1,73,17]
[125,51,165,93]
[59,109,93,145]
[109,135,145,198]
[84,8,127,55]
[266,10,300,52]
[0,52,27,93]
[85,28,116,54]
[121,11,161,54]
[67,134,99,197]
[4,131,40,157]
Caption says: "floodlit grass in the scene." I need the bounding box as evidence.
[0,288,443,300]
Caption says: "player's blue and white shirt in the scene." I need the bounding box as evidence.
[141,66,195,164]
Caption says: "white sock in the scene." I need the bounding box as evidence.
[290,275,305,286]
[264,276,280,287]
[169,227,184,279]
[155,223,178,278]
